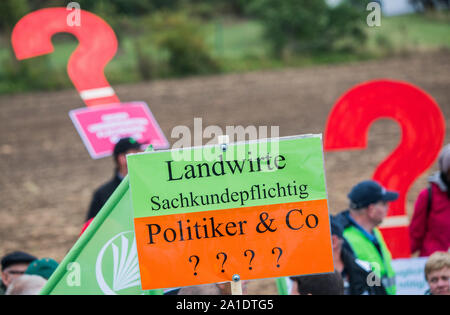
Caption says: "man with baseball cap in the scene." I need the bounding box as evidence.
[85,137,143,222]
[334,180,398,295]
[1,251,37,294]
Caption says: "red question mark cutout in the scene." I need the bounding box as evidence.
[324,80,445,258]
[11,7,120,107]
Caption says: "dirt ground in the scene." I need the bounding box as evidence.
[0,50,449,294]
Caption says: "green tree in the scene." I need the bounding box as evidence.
[245,0,366,57]
[145,12,220,76]
[0,0,30,88]
[0,0,29,32]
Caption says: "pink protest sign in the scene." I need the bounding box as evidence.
[69,102,169,159]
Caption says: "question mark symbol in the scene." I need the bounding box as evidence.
[189,255,200,276]
[216,252,227,273]
[244,249,255,270]
[324,80,445,258]
[272,247,283,268]
[11,7,120,107]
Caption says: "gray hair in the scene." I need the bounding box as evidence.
[439,144,450,173]
[5,274,47,295]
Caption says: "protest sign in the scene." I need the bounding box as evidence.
[69,102,169,159]
[128,134,334,290]
[392,257,428,295]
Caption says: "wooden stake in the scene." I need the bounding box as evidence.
[231,274,242,295]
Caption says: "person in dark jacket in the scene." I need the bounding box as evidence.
[410,144,450,257]
[290,270,344,295]
[334,180,398,295]
[85,137,143,222]
[330,216,387,295]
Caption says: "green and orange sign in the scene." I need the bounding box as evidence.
[127,135,333,290]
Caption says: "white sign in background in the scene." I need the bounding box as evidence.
[392,257,429,295]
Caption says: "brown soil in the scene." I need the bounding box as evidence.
[0,50,449,294]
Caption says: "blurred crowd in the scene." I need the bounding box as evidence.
[0,252,58,294]
[2,140,450,295]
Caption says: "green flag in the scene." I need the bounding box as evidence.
[40,150,163,295]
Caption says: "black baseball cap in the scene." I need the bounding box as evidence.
[113,137,142,158]
[1,251,37,270]
[348,180,398,210]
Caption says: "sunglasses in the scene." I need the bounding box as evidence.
[5,270,25,275]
